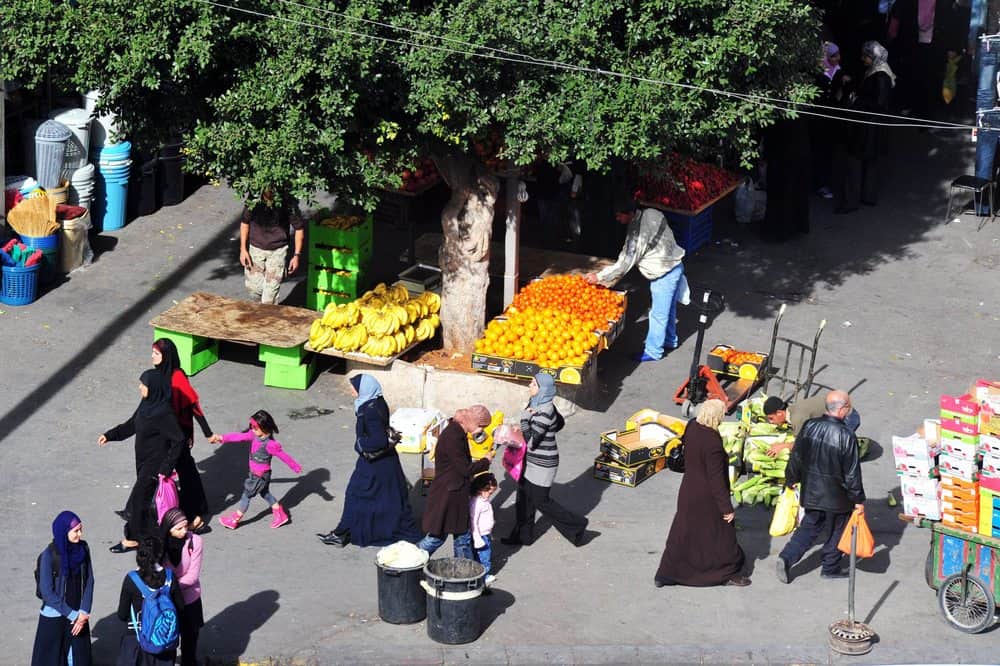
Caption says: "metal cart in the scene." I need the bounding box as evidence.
[674,299,826,416]
[901,515,1000,634]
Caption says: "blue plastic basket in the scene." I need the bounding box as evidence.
[1,263,41,306]
[665,207,713,254]
[19,233,61,284]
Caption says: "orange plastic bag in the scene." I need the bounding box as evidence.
[837,508,874,558]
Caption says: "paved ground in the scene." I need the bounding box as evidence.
[3,126,1000,665]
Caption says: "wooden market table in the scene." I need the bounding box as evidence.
[150,292,320,389]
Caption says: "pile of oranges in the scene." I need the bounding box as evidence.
[474,307,599,368]
[509,274,625,324]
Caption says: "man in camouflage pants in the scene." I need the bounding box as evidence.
[239,190,305,304]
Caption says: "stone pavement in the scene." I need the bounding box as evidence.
[3,127,999,665]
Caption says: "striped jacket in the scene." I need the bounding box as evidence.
[520,401,565,487]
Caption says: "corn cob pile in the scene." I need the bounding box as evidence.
[732,434,793,506]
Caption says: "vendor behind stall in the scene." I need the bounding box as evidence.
[764,391,861,456]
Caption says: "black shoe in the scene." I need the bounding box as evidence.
[109,542,137,554]
[654,577,675,588]
[192,523,212,535]
[114,510,128,520]
[574,529,600,547]
[500,535,523,547]
[321,533,350,547]
[776,557,790,584]
[725,575,752,587]
[316,531,336,540]
[821,569,850,580]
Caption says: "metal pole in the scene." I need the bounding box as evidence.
[503,171,521,309]
[848,521,857,627]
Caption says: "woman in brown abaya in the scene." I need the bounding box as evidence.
[655,399,751,587]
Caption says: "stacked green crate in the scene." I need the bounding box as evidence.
[305,213,374,310]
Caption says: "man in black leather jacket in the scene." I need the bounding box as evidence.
[776,390,866,583]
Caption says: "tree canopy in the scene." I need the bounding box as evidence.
[3,0,821,205]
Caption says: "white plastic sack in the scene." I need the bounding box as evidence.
[734,178,754,225]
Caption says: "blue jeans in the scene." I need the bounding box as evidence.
[779,509,849,576]
[474,535,493,575]
[975,43,1000,213]
[417,531,473,559]
[644,263,684,359]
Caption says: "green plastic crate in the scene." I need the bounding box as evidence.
[153,328,219,376]
[311,266,365,293]
[309,214,373,249]
[306,289,356,311]
[263,355,316,390]
[258,343,305,366]
[309,242,372,271]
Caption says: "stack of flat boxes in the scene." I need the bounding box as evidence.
[938,394,981,532]
[305,214,374,311]
[893,433,940,520]
[977,410,1000,538]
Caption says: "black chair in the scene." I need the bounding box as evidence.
[946,175,996,224]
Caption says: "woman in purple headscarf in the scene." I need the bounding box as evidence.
[31,511,94,666]
[811,42,850,200]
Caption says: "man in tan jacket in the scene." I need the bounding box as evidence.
[585,198,685,362]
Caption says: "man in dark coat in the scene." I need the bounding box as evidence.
[417,405,494,558]
[777,390,866,583]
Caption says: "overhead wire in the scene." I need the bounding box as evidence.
[192,0,978,131]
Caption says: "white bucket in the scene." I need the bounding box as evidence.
[49,108,93,171]
[66,164,96,207]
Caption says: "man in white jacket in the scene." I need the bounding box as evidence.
[586,198,685,362]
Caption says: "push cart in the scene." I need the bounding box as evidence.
[673,299,826,416]
[900,514,1000,634]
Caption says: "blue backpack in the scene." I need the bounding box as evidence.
[128,569,179,654]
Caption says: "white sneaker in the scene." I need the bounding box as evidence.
[484,574,496,587]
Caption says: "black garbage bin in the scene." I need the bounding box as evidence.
[158,142,185,206]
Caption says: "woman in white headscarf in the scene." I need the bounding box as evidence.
[833,41,895,214]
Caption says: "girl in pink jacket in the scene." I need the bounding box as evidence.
[470,472,498,587]
[160,508,203,666]
[209,410,302,529]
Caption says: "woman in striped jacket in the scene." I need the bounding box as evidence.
[501,373,589,546]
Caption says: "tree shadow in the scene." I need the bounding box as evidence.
[201,590,280,664]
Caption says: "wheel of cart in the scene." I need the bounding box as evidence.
[901,514,1000,634]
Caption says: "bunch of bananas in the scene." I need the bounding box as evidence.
[318,214,364,230]
[308,284,442,356]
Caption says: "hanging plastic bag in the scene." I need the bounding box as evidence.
[734,178,754,225]
[494,423,527,482]
[942,52,961,105]
[769,486,800,537]
[155,473,180,524]
[837,507,875,558]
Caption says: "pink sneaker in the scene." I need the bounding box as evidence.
[219,512,242,530]
[270,505,289,528]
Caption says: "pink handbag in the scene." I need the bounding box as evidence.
[155,473,180,524]
[494,424,527,482]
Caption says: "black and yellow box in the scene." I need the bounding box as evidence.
[593,453,667,487]
[599,422,678,467]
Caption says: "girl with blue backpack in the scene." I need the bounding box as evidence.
[31,510,94,666]
[115,536,184,666]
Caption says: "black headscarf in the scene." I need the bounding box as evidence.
[159,507,188,567]
[152,338,183,380]
[138,369,173,418]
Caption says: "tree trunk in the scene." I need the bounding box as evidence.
[433,153,499,353]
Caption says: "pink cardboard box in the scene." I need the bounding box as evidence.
[979,434,1000,456]
[980,452,1000,478]
[940,417,978,436]
[892,435,935,462]
[903,494,942,521]
[981,475,1000,493]
[895,456,937,478]
[901,476,940,498]
[940,394,980,416]
[938,453,977,481]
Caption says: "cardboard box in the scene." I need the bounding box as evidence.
[922,419,941,445]
[940,417,978,436]
[982,475,1000,493]
[895,456,937,478]
[901,476,939,499]
[892,435,935,463]
[980,452,1000,478]
[979,434,1000,456]
[939,428,979,446]
[390,407,447,454]
[599,422,676,466]
[940,485,977,503]
[941,512,979,533]
[940,394,980,416]
[940,496,979,514]
[593,453,667,487]
[938,453,977,481]
[470,349,593,385]
[940,408,977,425]
[903,494,942,520]
[940,439,978,461]
[706,344,768,379]
[940,473,979,491]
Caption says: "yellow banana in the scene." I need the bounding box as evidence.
[394,329,407,350]
[309,319,325,344]
[428,313,440,329]
[419,291,441,313]
[403,324,415,345]
[390,284,410,303]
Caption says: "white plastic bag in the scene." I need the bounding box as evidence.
[734,178,754,225]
